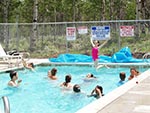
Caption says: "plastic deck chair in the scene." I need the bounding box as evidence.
[0,44,23,67]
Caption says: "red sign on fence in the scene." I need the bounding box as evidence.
[66,27,76,40]
[77,26,88,34]
[120,26,134,37]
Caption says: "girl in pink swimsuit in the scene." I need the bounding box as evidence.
[92,46,99,61]
[91,38,100,68]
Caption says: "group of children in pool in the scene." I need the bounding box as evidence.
[48,68,104,99]
[47,66,140,99]
[7,63,140,99]
[7,67,104,99]
[118,67,140,86]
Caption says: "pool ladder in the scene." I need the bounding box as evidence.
[1,96,10,113]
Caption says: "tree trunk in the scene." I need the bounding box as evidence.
[30,0,38,52]
[109,0,114,20]
[135,0,140,38]
[102,0,106,20]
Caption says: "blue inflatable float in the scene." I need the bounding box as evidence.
[50,47,144,63]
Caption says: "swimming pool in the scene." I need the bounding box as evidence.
[0,64,148,113]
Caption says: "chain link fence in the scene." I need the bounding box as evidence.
[0,20,150,58]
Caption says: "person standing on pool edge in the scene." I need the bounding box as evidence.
[90,37,100,68]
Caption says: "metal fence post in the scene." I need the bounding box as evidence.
[65,23,68,53]
[16,15,19,51]
[118,21,121,50]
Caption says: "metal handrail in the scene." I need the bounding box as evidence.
[2,96,10,113]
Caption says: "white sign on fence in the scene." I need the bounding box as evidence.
[120,26,134,37]
[77,26,88,34]
[91,26,110,40]
[66,27,76,40]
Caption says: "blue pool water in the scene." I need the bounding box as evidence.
[0,65,148,113]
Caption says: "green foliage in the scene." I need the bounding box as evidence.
[0,0,144,23]
[125,1,136,20]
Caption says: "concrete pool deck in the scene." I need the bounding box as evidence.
[0,59,150,113]
[97,74,150,113]
[0,58,49,72]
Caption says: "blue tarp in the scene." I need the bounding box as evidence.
[50,47,145,63]
[111,47,143,63]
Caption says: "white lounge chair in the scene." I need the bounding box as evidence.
[0,44,23,67]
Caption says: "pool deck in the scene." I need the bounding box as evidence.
[0,58,49,73]
[1,59,150,113]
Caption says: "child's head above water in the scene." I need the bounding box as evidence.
[73,84,81,93]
